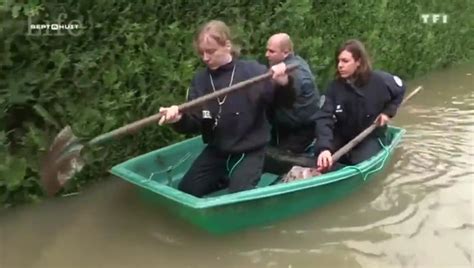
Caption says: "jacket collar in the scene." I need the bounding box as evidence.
[208,59,236,76]
[283,53,296,64]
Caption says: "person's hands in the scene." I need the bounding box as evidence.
[375,113,390,126]
[271,62,289,86]
[158,105,182,125]
[316,150,333,172]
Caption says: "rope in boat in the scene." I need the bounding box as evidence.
[226,153,246,178]
[148,152,246,184]
[338,138,390,181]
[148,152,192,183]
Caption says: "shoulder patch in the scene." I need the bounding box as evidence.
[393,76,403,87]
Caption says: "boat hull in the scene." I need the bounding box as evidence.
[110,126,405,234]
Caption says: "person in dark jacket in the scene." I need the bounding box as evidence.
[158,20,296,197]
[265,33,321,154]
[315,39,406,172]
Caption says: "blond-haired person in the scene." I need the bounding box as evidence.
[159,20,295,197]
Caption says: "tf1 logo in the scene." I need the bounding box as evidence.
[421,14,448,24]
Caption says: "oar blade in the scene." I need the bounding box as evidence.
[40,126,85,196]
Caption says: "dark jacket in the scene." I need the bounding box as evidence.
[271,54,320,129]
[315,70,406,153]
[172,59,295,154]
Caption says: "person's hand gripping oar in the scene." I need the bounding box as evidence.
[315,86,423,173]
[40,63,299,196]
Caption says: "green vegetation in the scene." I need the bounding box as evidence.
[1,0,473,206]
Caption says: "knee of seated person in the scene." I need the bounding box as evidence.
[349,139,383,164]
[178,180,201,197]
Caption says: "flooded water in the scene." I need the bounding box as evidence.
[1,62,473,268]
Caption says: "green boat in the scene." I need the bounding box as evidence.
[110,125,405,234]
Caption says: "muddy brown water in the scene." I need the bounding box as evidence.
[1,62,473,268]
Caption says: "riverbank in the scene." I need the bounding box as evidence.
[1,1,473,206]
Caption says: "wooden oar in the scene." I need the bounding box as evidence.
[40,63,299,196]
[277,85,423,183]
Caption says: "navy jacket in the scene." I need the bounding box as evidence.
[315,70,406,153]
[271,54,320,128]
[172,59,295,154]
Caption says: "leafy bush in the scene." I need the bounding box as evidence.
[1,0,473,206]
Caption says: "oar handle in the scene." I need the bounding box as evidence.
[331,85,423,162]
[87,63,299,146]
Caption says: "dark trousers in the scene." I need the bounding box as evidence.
[272,124,315,154]
[321,135,383,172]
[178,146,265,197]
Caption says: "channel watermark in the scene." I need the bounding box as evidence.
[27,13,85,36]
[421,14,448,24]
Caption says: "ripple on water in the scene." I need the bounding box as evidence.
[335,86,474,268]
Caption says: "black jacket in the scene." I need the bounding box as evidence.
[315,70,406,153]
[172,59,295,154]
